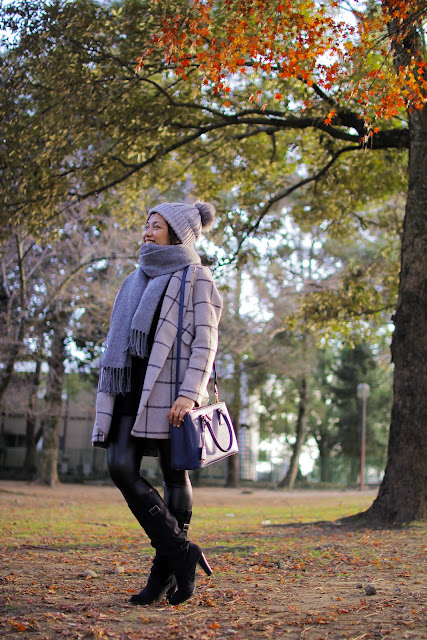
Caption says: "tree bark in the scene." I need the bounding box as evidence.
[365,105,427,523]
[226,266,243,488]
[22,359,42,478]
[37,312,68,486]
[317,436,330,483]
[279,376,308,489]
[0,320,25,406]
[0,236,26,406]
[226,352,242,487]
[348,456,360,488]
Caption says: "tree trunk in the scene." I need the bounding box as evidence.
[226,266,243,488]
[0,319,25,406]
[347,456,359,488]
[0,236,26,406]
[226,352,242,487]
[279,376,307,489]
[22,359,42,478]
[365,105,427,523]
[38,312,68,486]
[317,436,330,483]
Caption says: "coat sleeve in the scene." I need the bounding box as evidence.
[91,391,115,447]
[178,266,223,405]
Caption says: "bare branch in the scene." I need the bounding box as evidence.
[37,253,136,319]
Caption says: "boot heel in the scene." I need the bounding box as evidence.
[198,552,212,576]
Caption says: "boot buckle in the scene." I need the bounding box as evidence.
[149,505,161,516]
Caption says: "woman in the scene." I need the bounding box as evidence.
[92,201,223,606]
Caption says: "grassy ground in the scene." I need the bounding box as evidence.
[0,481,425,639]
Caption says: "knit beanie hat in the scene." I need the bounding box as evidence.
[148,201,216,245]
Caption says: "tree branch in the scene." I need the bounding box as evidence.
[76,106,408,200]
[227,145,361,261]
[34,253,135,320]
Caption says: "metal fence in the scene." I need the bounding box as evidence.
[0,445,230,484]
[0,444,385,488]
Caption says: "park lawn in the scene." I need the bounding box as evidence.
[0,481,425,640]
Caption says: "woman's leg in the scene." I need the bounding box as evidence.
[157,444,212,606]
[158,439,193,534]
[107,416,183,545]
[130,439,194,605]
[108,420,210,606]
[107,415,146,504]
[107,416,182,605]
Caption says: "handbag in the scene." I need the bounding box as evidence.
[170,266,239,470]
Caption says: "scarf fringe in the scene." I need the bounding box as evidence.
[127,329,150,358]
[98,366,132,395]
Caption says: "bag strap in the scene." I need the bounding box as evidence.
[175,265,189,400]
[175,266,220,402]
[213,363,219,403]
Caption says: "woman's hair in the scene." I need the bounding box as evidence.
[167,223,181,245]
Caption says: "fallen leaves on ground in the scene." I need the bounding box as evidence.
[0,482,425,639]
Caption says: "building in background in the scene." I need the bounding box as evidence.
[1,370,262,483]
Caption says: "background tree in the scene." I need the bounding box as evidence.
[307,346,339,484]
[243,213,396,485]
[0,0,217,234]
[1,204,142,484]
[145,0,427,523]
[332,341,392,485]
[38,307,69,486]
[215,262,259,487]
[1,1,423,513]
[250,245,319,490]
[0,233,30,403]
[22,359,42,479]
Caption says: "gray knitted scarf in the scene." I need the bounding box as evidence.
[98,243,201,395]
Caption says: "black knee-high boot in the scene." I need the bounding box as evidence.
[161,483,207,606]
[108,418,207,605]
[129,483,210,606]
[164,481,193,537]
[130,484,192,605]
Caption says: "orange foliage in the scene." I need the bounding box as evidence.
[136,0,427,122]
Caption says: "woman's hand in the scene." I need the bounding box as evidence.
[169,396,195,427]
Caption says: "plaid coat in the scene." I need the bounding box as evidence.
[92,265,223,445]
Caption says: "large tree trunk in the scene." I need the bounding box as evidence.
[22,359,42,478]
[279,376,307,489]
[38,312,68,486]
[365,105,427,523]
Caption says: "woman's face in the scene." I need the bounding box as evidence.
[142,213,171,246]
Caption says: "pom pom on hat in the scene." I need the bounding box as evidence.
[194,201,215,232]
[148,200,216,245]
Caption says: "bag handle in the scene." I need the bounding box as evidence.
[175,266,220,402]
[201,409,234,452]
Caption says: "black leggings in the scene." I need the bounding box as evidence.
[107,416,192,513]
